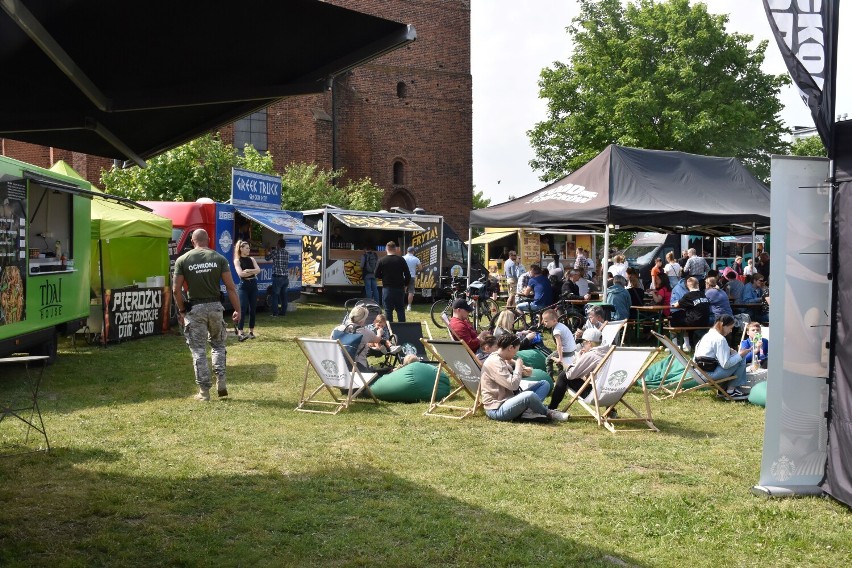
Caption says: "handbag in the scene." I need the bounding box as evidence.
[694,356,719,372]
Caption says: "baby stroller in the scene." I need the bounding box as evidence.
[341,298,400,368]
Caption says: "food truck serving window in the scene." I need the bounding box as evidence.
[26,181,75,272]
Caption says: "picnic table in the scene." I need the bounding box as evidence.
[630,305,669,338]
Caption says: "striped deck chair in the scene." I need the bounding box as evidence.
[562,346,660,433]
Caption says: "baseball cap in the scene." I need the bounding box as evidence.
[581,328,603,343]
[407,246,415,253]
[452,298,473,312]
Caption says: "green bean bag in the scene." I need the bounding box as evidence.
[516,349,547,371]
[642,355,698,390]
[370,362,450,403]
[527,368,553,394]
[748,380,767,407]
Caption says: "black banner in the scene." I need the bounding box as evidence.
[104,285,169,342]
[763,0,839,154]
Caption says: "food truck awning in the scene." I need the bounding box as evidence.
[236,207,320,237]
[332,213,424,232]
[0,0,415,167]
[466,230,516,245]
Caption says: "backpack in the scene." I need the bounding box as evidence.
[331,324,363,368]
[361,251,378,276]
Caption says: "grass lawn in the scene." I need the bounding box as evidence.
[1,297,849,567]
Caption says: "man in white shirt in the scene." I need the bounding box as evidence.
[504,250,523,307]
[402,246,422,312]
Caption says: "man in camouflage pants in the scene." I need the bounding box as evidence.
[173,229,241,401]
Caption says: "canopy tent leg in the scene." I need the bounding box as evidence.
[467,226,473,287]
[602,225,610,302]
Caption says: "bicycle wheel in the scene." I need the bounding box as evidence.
[474,299,500,331]
[560,311,584,333]
[430,299,451,329]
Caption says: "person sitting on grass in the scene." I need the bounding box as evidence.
[740,321,768,370]
[693,314,750,401]
[476,334,498,362]
[480,334,570,423]
[493,309,539,350]
[548,328,610,410]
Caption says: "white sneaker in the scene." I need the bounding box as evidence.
[681,344,691,353]
[548,409,570,422]
[406,305,412,311]
[519,408,548,421]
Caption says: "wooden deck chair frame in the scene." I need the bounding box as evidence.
[295,338,379,415]
[562,346,660,433]
[649,331,736,400]
[601,319,628,347]
[420,338,483,419]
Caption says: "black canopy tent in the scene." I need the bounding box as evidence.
[0,0,415,166]
[468,145,770,286]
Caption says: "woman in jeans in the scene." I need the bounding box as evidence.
[479,334,569,422]
[233,240,260,340]
[693,314,751,400]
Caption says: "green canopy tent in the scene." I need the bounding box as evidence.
[49,161,171,342]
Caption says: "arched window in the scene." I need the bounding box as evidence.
[396,81,408,98]
[393,160,405,185]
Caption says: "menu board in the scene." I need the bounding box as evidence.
[520,230,540,270]
[103,285,170,342]
[0,180,27,326]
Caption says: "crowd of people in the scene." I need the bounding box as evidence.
[174,231,770,413]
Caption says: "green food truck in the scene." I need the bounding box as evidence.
[0,155,94,361]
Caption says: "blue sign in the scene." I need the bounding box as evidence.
[231,168,282,210]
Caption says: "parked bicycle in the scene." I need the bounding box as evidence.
[430,275,499,331]
[499,292,585,333]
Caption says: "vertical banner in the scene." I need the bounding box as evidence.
[410,219,441,292]
[763,0,839,152]
[754,156,831,496]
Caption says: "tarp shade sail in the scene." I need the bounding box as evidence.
[467,230,516,245]
[332,213,424,231]
[236,207,320,237]
[0,0,415,164]
[470,145,771,236]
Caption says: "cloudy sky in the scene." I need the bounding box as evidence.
[471,1,851,204]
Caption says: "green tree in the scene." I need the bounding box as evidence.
[472,188,491,210]
[100,134,276,202]
[101,134,384,211]
[790,135,827,157]
[528,0,790,183]
[278,162,383,211]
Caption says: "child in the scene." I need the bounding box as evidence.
[477,334,499,362]
[740,322,768,370]
[368,314,390,342]
[541,308,577,368]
